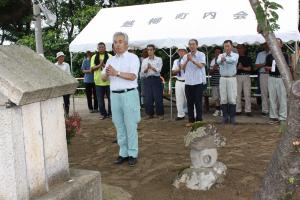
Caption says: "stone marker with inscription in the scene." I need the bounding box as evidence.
[0,45,102,200]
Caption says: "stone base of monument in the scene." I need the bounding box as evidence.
[173,161,227,191]
[35,169,102,200]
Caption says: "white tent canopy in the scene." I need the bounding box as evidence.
[69,0,300,52]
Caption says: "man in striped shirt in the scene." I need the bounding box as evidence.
[209,47,222,117]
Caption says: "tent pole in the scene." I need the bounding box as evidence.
[169,48,173,120]
[70,52,76,113]
[295,41,298,67]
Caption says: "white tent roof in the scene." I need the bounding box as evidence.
[69,0,300,52]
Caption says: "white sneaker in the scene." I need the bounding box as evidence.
[212,110,220,117]
[220,110,223,117]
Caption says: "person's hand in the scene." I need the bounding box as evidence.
[106,65,117,76]
[187,54,192,61]
[147,63,152,70]
[221,55,226,62]
[213,64,219,70]
[237,63,243,70]
[264,66,271,72]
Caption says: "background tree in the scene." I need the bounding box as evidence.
[249,0,300,199]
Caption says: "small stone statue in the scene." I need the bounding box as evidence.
[173,123,227,191]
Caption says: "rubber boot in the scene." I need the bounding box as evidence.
[221,104,229,124]
[229,104,236,125]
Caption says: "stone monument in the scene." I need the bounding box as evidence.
[173,123,227,191]
[0,45,102,200]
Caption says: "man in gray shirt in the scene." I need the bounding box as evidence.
[217,40,239,124]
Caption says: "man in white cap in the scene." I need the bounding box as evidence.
[172,45,188,120]
[55,51,71,116]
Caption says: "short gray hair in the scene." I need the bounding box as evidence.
[113,32,129,44]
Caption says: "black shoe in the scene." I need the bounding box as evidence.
[128,156,137,167]
[175,117,185,121]
[145,115,154,120]
[100,115,107,120]
[114,156,128,164]
[236,112,242,115]
[268,118,279,125]
[261,112,268,117]
[246,112,253,117]
[112,139,117,144]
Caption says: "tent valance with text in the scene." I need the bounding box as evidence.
[69,0,300,52]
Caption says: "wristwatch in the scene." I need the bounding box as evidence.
[117,71,121,77]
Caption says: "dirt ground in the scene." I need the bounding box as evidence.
[68,98,299,200]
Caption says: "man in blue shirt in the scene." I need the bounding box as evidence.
[81,51,98,113]
[217,40,239,124]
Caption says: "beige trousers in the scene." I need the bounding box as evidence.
[260,73,269,114]
[236,75,251,113]
[220,77,237,105]
[268,76,287,120]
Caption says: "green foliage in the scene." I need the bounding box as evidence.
[72,6,101,31]
[255,0,283,32]
[0,0,10,7]
[191,121,206,132]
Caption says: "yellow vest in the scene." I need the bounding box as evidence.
[91,53,112,86]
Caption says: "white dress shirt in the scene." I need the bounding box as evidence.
[55,62,71,75]
[181,51,206,85]
[102,51,140,91]
[141,56,163,77]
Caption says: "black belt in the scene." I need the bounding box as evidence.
[176,79,185,82]
[237,73,250,75]
[221,75,236,78]
[146,76,160,79]
[112,88,135,93]
[269,74,281,78]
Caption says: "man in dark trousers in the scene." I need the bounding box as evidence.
[180,39,206,127]
[141,44,164,120]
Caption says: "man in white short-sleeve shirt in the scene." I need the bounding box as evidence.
[180,39,206,127]
[172,46,188,120]
[102,32,141,167]
[55,51,71,116]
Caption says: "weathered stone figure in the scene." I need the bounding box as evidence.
[173,123,227,191]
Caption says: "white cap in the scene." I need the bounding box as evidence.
[177,45,187,51]
[56,51,65,58]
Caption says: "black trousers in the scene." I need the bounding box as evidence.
[144,76,164,116]
[185,84,203,122]
[63,94,70,115]
[96,85,111,116]
[85,82,98,110]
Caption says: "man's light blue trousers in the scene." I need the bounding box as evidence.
[111,89,141,158]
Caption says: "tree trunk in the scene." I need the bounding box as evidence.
[249,0,300,199]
